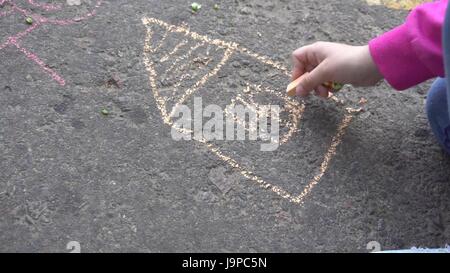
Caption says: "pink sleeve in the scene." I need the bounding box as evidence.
[369,0,447,90]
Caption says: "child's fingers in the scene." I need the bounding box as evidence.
[291,56,304,81]
[295,62,329,96]
[305,63,316,73]
[292,44,315,61]
[316,85,329,98]
[296,87,309,97]
[291,44,316,80]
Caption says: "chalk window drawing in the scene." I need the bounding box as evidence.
[142,17,361,205]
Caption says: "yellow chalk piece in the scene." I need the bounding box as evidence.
[365,0,431,10]
[287,72,343,97]
[286,75,304,97]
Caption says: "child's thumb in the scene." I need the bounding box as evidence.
[296,64,329,96]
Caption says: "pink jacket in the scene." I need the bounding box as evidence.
[369,0,448,90]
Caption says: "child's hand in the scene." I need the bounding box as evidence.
[291,42,383,97]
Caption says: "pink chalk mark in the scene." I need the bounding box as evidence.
[9,1,48,24]
[0,24,39,50]
[28,0,61,11]
[11,40,66,86]
[0,0,103,86]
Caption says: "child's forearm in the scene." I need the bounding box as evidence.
[369,0,448,90]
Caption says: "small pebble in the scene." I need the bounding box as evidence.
[239,7,251,15]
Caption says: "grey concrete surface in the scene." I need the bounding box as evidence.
[0,0,449,252]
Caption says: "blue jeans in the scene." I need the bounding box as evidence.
[426,2,450,154]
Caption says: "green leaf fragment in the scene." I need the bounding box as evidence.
[101,108,109,116]
[332,82,344,91]
[191,2,201,12]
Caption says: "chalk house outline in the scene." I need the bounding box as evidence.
[0,0,103,86]
[142,17,360,205]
